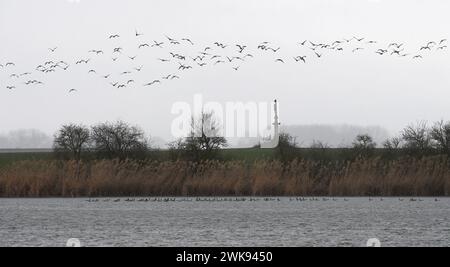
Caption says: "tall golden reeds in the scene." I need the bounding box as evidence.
[0,156,449,197]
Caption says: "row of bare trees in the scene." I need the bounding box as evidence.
[54,111,228,162]
[54,121,149,161]
[383,120,450,154]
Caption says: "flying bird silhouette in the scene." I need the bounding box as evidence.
[152,41,164,48]
[144,80,161,86]
[294,56,306,63]
[182,38,194,45]
[135,29,143,37]
[236,44,247,53]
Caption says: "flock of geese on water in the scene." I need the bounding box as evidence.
[1,30,447,93]
[85,197,441,203]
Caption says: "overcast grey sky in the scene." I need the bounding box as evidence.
[1,0,449,141]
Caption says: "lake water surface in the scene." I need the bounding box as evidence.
[0,197,449,247]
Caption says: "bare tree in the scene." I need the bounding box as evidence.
[401,121,432,151]
[310,140,330,149]
[53,124,90,160]
[170,111,227,161]
[91,121,148,160]
[352,134,376,150]
[383,136,402,150]
[430,120,450,154]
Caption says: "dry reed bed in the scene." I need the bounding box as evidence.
[0,156,449,197]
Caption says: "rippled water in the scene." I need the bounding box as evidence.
[0,197,449,247]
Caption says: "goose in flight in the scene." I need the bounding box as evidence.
[232,66,240,71]
[76,59,90,64]
[178,63,192,70]
[352,47,364,52]
[439,39,447,45]
[182,38,194,45]
[214,42,227,48]
[391,49,403,55]
[420,46,431,51]
[437,45,447,50]
[88,69,96,74]
[293,56,306,63]
[113,47,123,53]
[388,43,403,49]
[109,34,120,39]
[413,55,422,59]
[236,44,247,53]
[6,86,15,90]
[314,52,322,58]
[135,66,143,72]
[144,80,161,86]
[49,47,58,52]
[139,43,150,49]
[111,82,119,87]
[129,56,137,60]
[353,36,365,42]
[89,50,103,55]
[102,74,111,79]
[135,29,143,37]
[127,80,135,84]
[170,75,180,80]
[117,84,126,89]
[331,40,342,46]
[197,62,207,67]
[68,89,77,93]
[6,62,15,67]
[299,40,308,46]
[275,58,285,63]
[152,41,164,48]
[268,47,280,52]
[343,38,353,43]
[162,74,172,80]
[165,35,179,44]
[158,58,170,62]
[10,74,20,78]
[214,60,225,65]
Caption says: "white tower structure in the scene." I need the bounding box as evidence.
[260,99,280,149]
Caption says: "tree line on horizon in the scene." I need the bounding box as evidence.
[53,112,450,162]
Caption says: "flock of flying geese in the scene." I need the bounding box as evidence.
[1,30,447,93]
